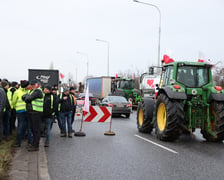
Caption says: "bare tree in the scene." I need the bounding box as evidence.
[213,62,224,87]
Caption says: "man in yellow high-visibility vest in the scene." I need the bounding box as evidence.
[23,80,43,151]
[12,80,32,147]
[9,81,19,134]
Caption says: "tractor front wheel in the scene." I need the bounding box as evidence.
[137,98,154,133]
[201,101,224,142]
[155,94,184,141]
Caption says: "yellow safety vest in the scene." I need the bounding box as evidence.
[30,88,44,112]
[12,87,29,111]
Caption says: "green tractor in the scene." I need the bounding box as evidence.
[112,77,141,107]
[137,60,224,142]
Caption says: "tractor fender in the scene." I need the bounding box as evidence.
[208,93,224,102]
[158,87,187,100]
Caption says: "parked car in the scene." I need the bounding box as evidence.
[100,96,132,118]
[77,93,99,105]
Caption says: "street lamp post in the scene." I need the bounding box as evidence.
[133,0,161,66]
[96,38,110,76]
[77,51,89,77]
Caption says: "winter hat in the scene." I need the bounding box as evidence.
[30,79,38,85]
[11,81,18,87]
[20,80,29,88]
[63,87,69,92]
[1,80,9,88]
[2,79,8,82]
[44,85,52,91]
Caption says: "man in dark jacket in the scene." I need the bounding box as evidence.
[2,80,11,140]
[43,85,57,147]
[9,81,19,134]
[70,87,77,133]
[58,87,75,138]
[23,80,43,151]
[0,83,6,144]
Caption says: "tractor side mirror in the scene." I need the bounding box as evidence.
[149,67,154,75]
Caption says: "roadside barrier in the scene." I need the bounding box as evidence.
[74,105,115,136]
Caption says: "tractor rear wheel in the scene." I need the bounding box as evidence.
[201,101,224,142]
[155,94,184,141]
[137,98,154,133]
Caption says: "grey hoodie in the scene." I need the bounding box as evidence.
[0,87,6,112]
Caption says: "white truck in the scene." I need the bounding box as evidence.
[139,73,160,98]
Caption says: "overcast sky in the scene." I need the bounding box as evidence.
[0,0,223,83]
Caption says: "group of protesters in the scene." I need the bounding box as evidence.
[0,78,78,151]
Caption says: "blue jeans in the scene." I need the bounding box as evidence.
[60,111,72,134]
[44,118,53,144]
[16,112,32,145]
[57,113,63,133]
[3,110,11,137]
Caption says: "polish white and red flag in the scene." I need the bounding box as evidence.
[83,84,90,115]
[60,73,65,79]
[198,51,214,68]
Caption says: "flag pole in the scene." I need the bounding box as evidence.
[74,110,86,137]
[75,83,90,137]
[104,111,115,136]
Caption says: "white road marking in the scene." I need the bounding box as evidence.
[135,134,178,154]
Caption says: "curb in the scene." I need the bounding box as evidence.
[9,138,51,180]
[39,139,51,180]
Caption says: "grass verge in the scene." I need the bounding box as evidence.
[0,133,16,179]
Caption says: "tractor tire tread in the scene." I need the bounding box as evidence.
[137,98,154,133]
[201,101,224,142]
[155,94,184,141]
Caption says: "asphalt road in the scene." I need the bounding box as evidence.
[46,111,224,180]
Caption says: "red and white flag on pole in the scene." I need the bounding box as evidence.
[198,51,214,68]
[83,84,90,114]
[60,73,65,79]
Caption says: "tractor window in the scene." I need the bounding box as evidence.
[163,66,174,86]
[117,80,134,89]
[177,66,209,87]
[197,68,209,86]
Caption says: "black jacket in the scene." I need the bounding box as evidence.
[4,88,11,111]
[43,93,58,118]
[58,93,74,112]
[23,88,43,112]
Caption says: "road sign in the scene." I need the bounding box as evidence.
[83,106,112,123]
